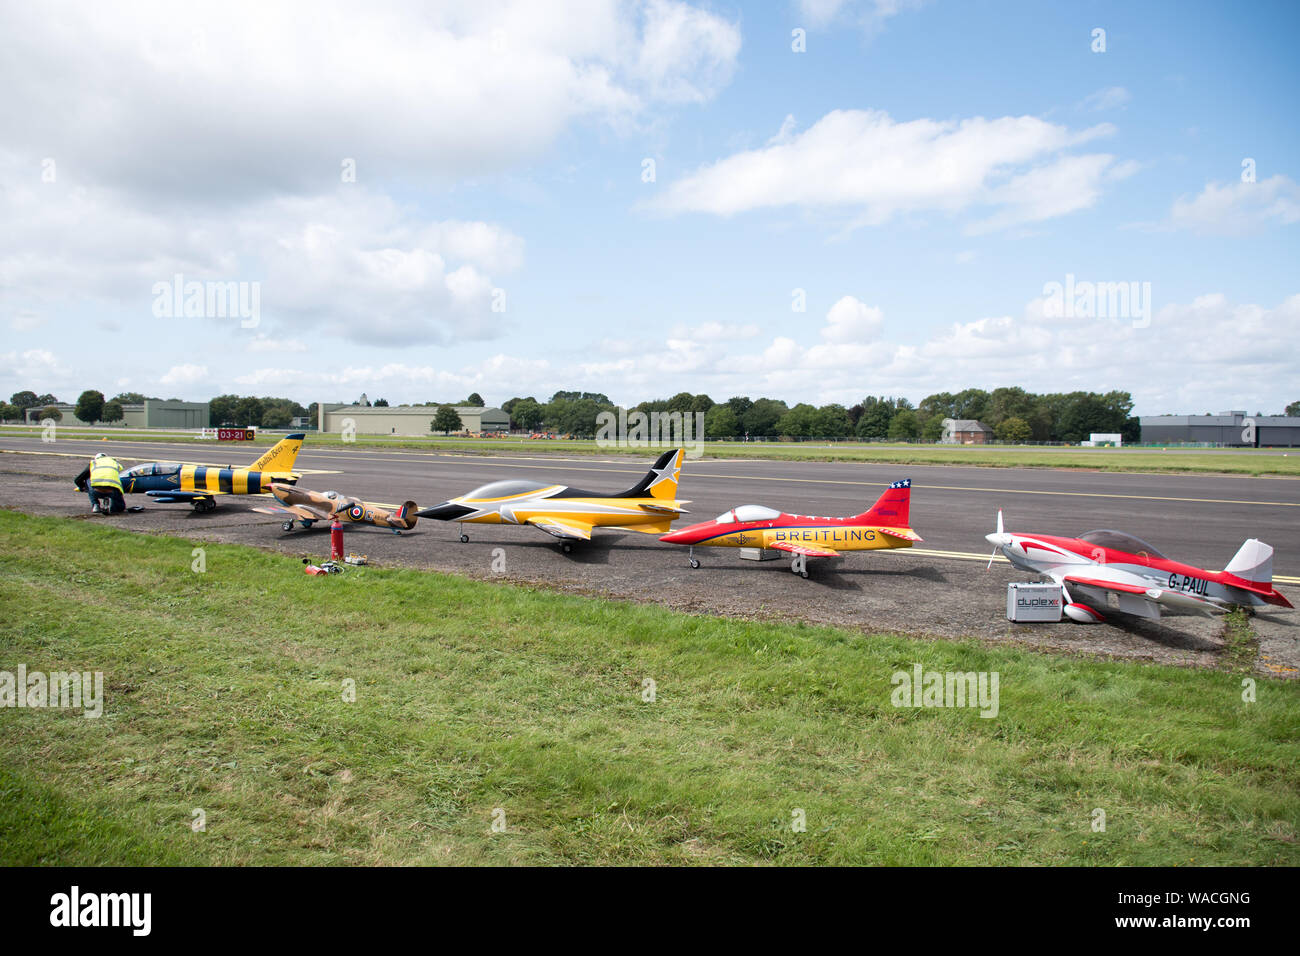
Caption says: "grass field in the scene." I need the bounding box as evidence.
[1,509,1297,865]
[4,424,1300,476]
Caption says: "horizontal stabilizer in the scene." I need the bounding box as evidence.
[878,527,923,542]
[638,500,690,515]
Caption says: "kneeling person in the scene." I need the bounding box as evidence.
[75,453,126,514]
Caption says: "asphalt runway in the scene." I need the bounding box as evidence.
[3,435,1297,675]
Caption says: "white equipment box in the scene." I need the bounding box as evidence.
[1007,582,1064,622]
[739,548,779,561]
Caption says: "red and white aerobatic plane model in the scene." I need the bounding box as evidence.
[985,511,1293,623]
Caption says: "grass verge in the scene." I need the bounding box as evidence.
[1,510,1296,865]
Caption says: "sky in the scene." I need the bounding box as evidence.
[2,0,1298,415]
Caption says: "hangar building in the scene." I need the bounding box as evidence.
[1140,411,1300,447]
[25,399,209,429]
[317,403,511,436]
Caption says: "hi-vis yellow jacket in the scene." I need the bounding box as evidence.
[88,457,123,492]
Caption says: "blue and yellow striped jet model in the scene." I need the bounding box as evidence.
[118,433,305,512]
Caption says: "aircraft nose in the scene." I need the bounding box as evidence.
[417,501,475,521]
[985,532,1010,547]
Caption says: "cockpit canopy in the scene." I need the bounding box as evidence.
[121,462,181,478]
[714,504,782,524]
[1077,529,1166,559]
[464,479,553,500]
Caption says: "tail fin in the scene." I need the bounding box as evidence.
[854,478,911,525]
[1224,538,1273,584]
[397,501,418,527]
[249,433,304,474]
[1222,539,1293,609]
[617,448,684,501]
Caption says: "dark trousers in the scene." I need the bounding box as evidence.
[88,485,126,513]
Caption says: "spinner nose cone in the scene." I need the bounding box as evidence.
[417,501,475,521]
[660,521,708,544]
[985,532,1011,548]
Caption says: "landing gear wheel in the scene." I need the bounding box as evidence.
[193,498,217,514]
[301,520,315,529]
[689,558,700,569]
[392,529,402,535]
[282,520,294,532]
[459,532,469,543]
[561,542,574,554]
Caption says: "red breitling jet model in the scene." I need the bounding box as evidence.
[984,510,1294,623]
[659,478,920,577]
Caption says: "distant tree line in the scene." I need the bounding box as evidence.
[6,387,1299,441]
[495,388,1145,443]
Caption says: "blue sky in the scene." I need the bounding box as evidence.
[2,0,1297,415]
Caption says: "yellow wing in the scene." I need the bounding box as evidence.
[769,540,841,559]
[525,516,593,540]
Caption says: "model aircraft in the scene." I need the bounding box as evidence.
[116,433,304,512]
[250,483,418,533]
[984,510,1294,622]
[418,448,688,552]
[658,478,921,577]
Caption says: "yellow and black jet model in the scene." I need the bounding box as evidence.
[117,433,304,512]
[418,448,688,552]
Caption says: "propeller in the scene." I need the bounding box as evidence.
[985,509,1005,569]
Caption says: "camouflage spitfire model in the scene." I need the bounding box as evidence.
[251,483,418,534]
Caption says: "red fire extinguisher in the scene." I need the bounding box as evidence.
[330,519,344,560]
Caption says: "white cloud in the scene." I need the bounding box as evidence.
[1079,86,1131,112]
[821,296,883,342]
[798,0,926,32]
[647,109,1122,232]
[0,1,741,199]
[159,364,210,386]
[1168,175,1300,235]
[0,1,738,346]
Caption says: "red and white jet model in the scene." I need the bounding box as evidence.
[985,511,1294,623]
[659,479,920,577]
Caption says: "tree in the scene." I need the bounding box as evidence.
[261,406,292,429]
[39,405,62,422]
[9,391,39,411]
[510,398,544,431]
[465,392,485,407]
[996,416,1032,443]
[233,397,265,428]
[855,396,897,439]
[102,400,125,424]
[544,396,610,438]
[816,404,852,438]
[0,402,20,422]
[887,409,920,440]
[34,393,58,407]
[75,390,105,425]
[704,404,739,439]
[432,405,463,435]
[985,387,1035,428]
[373,398,389,407]
[741,398,788,437]
[726,396,754,419]
[1287,401,1300,417]
[775,403,820,437]
[111,392,154,404]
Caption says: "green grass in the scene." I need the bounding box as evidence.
[1,509,1297,865]
[4,424,1300,475]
